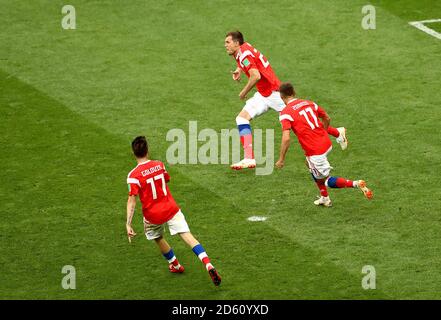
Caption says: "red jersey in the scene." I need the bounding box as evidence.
[234,42,281,97]
[127,160,179,225]
[279,99,332,156]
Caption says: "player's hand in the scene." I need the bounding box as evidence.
[239,90,248,100]
[126,224,137,243]
[275,159,285,169]
[231,69,241,81]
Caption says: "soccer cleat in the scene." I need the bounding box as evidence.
[314,196,332,207]
[357,180,373,199]
[230,158,256,170]
[168,263,185,274]
[208,267,222,286]
[336,127,348,150]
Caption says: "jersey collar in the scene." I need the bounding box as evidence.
[287,98,298,105]
[137,160,151,166]
[235,49,242,60]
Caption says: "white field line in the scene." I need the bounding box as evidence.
[247,216,267,222]
[409,19,441,40]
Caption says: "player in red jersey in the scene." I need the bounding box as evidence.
[275,83,373,207]
[224,31,347,170]
[126,136,221,286]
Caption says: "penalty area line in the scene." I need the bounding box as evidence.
[408,19,441,40]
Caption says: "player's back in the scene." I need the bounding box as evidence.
[280,99,332,156]
[127,160,179,225]
[236,42,280,96]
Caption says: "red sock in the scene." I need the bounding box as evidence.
[315,181,329,197]
[202,256,211,266]
[171,258,180,267]
[335,177,354,188]
[201,256,213,271]
[240,134,254,159]
[327,126,339,138]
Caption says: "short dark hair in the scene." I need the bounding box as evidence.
[279,82,296,98]
[226,31,244,45]
[131,136,148,158]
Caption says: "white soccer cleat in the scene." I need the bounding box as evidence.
[336,127,348,150]
[314,196,332,207]
[230,158,256,170]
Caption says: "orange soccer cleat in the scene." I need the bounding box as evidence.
[358,180,373,199]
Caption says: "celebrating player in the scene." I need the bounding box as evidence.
[224,31,347,170]
[126,136,221,286]
[275,83,373,207]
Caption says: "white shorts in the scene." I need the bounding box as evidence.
[143,210,190,240]
[306,147,333,179]
[243,91,285,119]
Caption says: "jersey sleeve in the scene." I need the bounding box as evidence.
[314,103,327,118]
[279,113,294,131]
[127,175,140,196]
[241,55,258,73]
[162,162,170,183]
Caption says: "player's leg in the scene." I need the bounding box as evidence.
[179,232,214,271]
[144,218,184,273]
[312,176,333,207]
[306,152,333,207]
[327,126,348,150]
[325,176,373,199]
[179,232,221,286]
[167,210,221,286]
[310,172,332,207]
[154,236,185,273]
[235,110,255,162]
[231,93,268,170]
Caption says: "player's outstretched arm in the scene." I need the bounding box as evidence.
[276,130,291,169]
[239,68,261,100]
[126,195,137,243]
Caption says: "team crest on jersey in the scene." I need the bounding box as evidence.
[243,58,250,67]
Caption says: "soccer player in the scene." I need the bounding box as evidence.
[126,136,221,286]
[275,83,373,207]
[224,31,347,170]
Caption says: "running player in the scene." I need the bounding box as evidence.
[275,82,372,207]
[126,136,221,286]
[224,31,347,170]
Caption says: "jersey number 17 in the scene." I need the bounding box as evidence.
[299,107,320,130]
[146,173,167,199]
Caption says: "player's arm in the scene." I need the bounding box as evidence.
[317,105,330,130]
[276,129,291,169]
[239,68,261,100]
[126,195,137,243]
[231,66,242,81]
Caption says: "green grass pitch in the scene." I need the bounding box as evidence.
[1,0,440,299]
